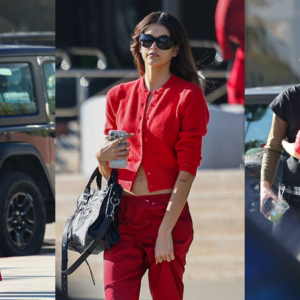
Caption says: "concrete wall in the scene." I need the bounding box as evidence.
[200,105,244,169]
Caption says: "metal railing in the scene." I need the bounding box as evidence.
[56,68,227,118]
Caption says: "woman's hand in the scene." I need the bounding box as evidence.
[260,181,279,218]
[95,133,134,162]
[155,230,175,264]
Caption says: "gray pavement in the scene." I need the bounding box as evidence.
[56,169,244,300]
[0,224,55,299]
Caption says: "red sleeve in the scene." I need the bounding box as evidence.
[294,130,300,155]
[104,85,119,135]
[175,86,209,176]
[215,0,245,61]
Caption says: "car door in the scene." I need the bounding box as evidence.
[38,56,56,184]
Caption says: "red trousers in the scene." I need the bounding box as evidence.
[103,193,193,300]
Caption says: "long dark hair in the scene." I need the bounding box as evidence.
[130,12,201,86]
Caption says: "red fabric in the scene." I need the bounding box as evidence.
[215,0,245,105]
[295,130,300,155]
[103,193,193,300]
[227,46,245,104]
[215,0,244,60]
[104,74,209,192]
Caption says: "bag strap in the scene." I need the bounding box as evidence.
[61,215,113,276]
[61,215,73,296]
[84,168,119,194]
[84,167,102,193]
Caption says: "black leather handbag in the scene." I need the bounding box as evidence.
[61,167,123,297]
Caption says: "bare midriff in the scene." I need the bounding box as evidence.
[123,165,173,196]
[123,91,173,196]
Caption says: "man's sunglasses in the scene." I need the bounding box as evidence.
[139,33,175,50]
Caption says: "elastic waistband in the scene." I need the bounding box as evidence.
[279,183,300,196]
[122,193,172,201]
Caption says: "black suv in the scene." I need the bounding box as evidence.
[0,45,55,256]
[245,86,290,232]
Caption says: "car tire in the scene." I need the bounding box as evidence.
[0,172,46,256]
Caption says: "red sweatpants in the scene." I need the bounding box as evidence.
[103,193,193,300]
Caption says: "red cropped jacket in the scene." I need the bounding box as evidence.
[104,74,209,192]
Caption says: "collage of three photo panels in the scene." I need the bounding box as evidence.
[0,0,300,300]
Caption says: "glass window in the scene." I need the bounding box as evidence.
[246,0,300,87]
[43,62,55,114]
[245,105,273,154]
[0,63,37,116]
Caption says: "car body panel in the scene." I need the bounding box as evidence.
[0,125,55,187]
[0,46,55,227]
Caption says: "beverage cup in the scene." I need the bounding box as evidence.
[268,199,289,223]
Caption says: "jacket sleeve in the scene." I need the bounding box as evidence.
[261,113,287,184]
[104,86,119,135]
[175,86,209,176]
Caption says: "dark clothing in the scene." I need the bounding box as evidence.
[103,193,193,300]
[269,85,300,187]
[272,192,300,257]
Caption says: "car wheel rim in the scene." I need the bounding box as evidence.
[6,192,35,249]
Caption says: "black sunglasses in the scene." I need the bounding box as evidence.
[139,33,175,50]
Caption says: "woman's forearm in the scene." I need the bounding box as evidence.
[159,171,194,234]
[97,159,111,180]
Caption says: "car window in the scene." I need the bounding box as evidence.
[0,63,37,117]
[43,62,55,114]
[245,105,273,154]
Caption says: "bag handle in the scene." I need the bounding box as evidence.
[84,167,119,194]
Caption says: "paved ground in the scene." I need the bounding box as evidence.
[56,169,244,300]
[0,224,55,299]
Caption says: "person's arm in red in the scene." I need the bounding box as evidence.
[155,87,209,263]
[215,0,245,60]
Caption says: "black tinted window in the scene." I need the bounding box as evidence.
[0,63,37,116]
[245,105,273,154]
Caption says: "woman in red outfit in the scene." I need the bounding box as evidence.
[96,12,209,300]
